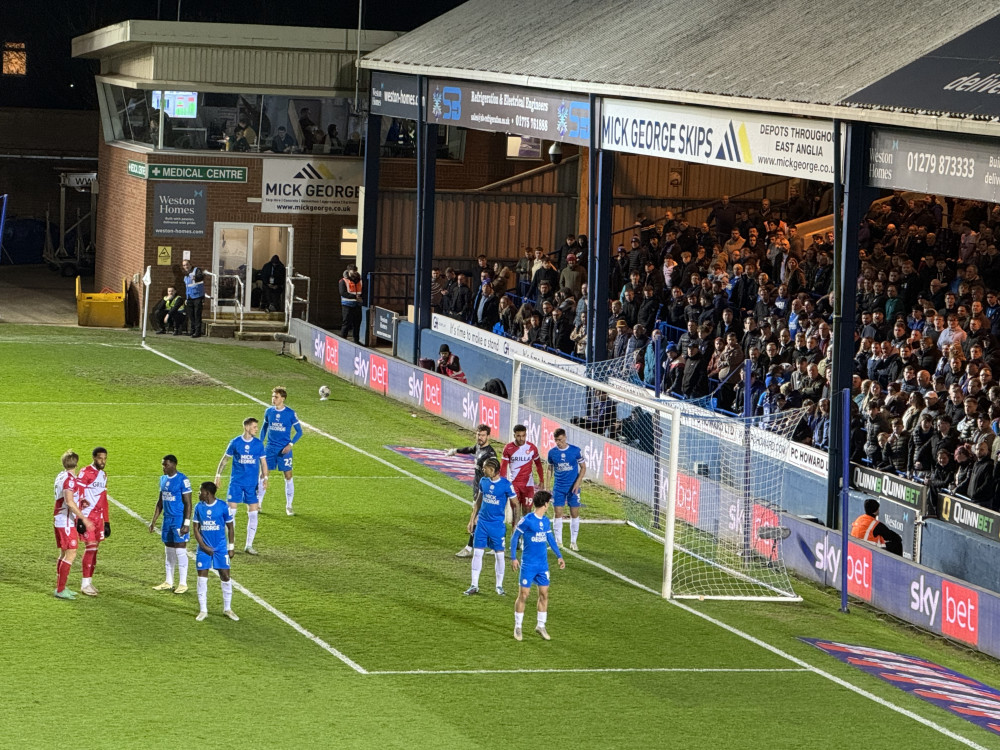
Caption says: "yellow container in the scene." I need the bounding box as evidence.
[76,277,126,328]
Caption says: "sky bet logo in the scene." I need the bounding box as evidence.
[911,575,979,645]
[462,393,500,433]
[811,540,872,601]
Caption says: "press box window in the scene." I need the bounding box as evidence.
[2,42,26,76]
[340,227,358,257]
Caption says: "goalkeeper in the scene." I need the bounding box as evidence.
[447,424,497,558]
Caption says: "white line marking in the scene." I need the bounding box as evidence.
[368,667,810,676]
[0,402,250,407]
[102,475,412,480]
[137,343,996,747]
[105,493,368,675]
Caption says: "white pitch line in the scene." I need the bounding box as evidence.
[0,402,250,407]
[106,475,412,480]
[137,343,996,747]
[368,667,810,676]
[105,493,368,675]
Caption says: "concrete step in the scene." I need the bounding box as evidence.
[234,330,285,341]
[207,318,287,339]
[210,311,285,322]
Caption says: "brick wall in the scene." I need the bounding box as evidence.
[96,145,357,329]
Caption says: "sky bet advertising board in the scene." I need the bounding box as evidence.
[600,98,835,182]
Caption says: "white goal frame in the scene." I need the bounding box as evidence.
[509,355,800,602]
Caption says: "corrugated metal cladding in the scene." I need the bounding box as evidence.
[360,0,1000,110]
[376,191,578,264]
[150,46,355,88]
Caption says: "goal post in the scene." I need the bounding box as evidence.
[509,353,801,603]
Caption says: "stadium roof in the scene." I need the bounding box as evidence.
[360,0,1000,136]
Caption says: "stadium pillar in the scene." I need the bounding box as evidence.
[411,77,436,363]
[359,112,381,345]
[826,122,877,529]
[587,94,613,363]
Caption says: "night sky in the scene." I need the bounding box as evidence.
[0,0,466,110]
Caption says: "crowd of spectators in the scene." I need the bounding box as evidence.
[437,190,1000,509]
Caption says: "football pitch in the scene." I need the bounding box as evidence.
[4,324,1000,749]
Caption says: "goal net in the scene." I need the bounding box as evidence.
[512,353,802,601]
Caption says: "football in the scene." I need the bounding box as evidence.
[319,385,331,401]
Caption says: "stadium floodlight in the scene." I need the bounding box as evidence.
[509,352,801,602]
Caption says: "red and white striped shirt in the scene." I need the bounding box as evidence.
[53,470,78,529]
[77,465,109,523]
[501,441,544,488]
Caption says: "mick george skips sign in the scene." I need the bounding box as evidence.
[262,159,363,215]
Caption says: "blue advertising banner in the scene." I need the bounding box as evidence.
[427,79,591,147]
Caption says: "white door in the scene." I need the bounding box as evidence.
[213,223,293,310]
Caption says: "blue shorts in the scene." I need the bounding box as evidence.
[518,566,550,589]
[473,519,506,552]
[266,449,293,472]
[161,516,190,545]
[552,487,581,508]
[227,483,258,504]
[196,547,231,571]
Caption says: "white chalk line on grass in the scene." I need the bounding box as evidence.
[0,401,250,407]
[106,493,368,675]
[138,344,993,746]
[368,667,810,676]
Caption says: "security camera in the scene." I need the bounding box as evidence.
[548,142,563,165]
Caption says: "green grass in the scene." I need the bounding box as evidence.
[3,324,1000,748]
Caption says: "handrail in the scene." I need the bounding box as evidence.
[204,270,245,335]
[285,272,311,324]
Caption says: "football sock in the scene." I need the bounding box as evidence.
[164,546,176,585]
[494,552,505,588]
[570,517,580,545]
[197,577,208,612]
[285,478,294,508]
[256,483,266,505]
[554,517,564,546]
[514,611,524,628]
[174,547,189,586]
[471,549,484,588]
[82,548,97,578]
[56,559,71,592]
[221,579,233,611]
[246,510,259,548]
[537,611,548,627]
[81,576,92,588]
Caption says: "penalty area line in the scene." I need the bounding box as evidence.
[106,493,368,675]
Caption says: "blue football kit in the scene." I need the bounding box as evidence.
[262,405,302,472]
[510,512,562,588]
[194,499,234,571]
[226,435,266,503]
[547,444,584,507]
[160,471,192,544]
[474,476,516,552]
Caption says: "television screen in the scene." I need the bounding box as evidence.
[151,91,198,119]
